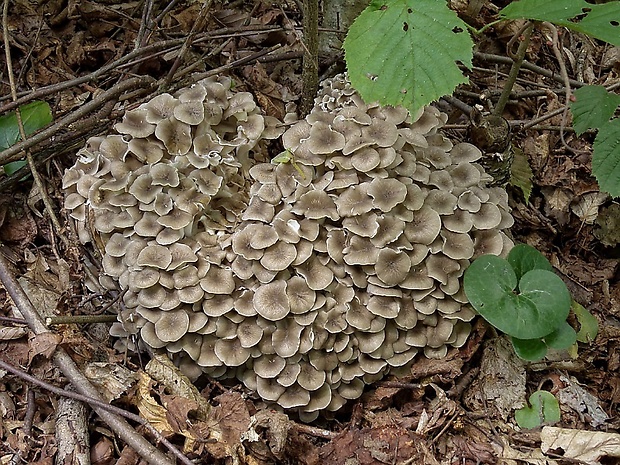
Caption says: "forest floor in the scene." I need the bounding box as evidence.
[0,1,619,464]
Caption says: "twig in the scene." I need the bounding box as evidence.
[0,40,171,114]
[23,388,36,437]
[493,22,534,117]
[300,0,319,117]
[163,0,213,87]
[46,314,119,326]
[292,422,337,439]
[135,0,155,49]
[545,22,582,155]
[0,253,187,465]
[0,76,156,165]
[0,357,194,465]
[474,52,585,89]
[0,26,286,113]
[441,95,473,116]
[191,44,284,82]
[375,381,422,389]
[2,0,70,248]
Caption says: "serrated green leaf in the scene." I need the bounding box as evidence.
[0,101,52,151]
[512,337,547,361]
[570,86,620,135]
[515,390,560,429]
[572,300,599,343]
[344,0,473,115]
[500,0,620,47]
[509,147,533,203]
[592,117,620,197]
[507,244,554,281]
[464,257,571,339]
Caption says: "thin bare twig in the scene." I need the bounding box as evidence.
[163,0,214,87]
[293,422,337,439]
[545,22,583,155]
[135,0,155,49]
[300,0,319,117]
[474,52,585,89]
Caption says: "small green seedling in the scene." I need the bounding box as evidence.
[464,244,579,361]
[0,100,52,175]
[272,148,307,180]
[515,390,561,429]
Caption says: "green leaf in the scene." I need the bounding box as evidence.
[344,0,473,115]
[515,390,561,429]
[2,160,27,176]
[0,101,52,151]
[506,244,553,281]
[572,300,599,343]
[509,147,533,204]
[592,117,620,197]
[500,0,620,47]
[512,337,547,361]
[464,257,571,339]
[570,86,620,135]
[544,321,577,350]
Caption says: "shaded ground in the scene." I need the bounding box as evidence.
[0,1,618,464]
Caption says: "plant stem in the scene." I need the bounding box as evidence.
[493,22,534,118]
[300,0,319,117]
[46,314,118,326]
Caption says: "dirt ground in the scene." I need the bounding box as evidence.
[0,1,618,464]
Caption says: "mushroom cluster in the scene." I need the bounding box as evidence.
[63,74,513,420]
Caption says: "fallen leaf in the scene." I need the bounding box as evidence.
[134,372,174,434]
[570,192,609,224]
[319,426,433,465]
[28,332,62,362]
[557,375,609,428]
[541,426,620,464]
[84,362,137,403]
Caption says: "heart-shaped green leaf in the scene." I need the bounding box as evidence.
[511,337,547,361]
[515,390,560,429]
[507,244,553,281]
[464,256,571,339]
[544,321,577,350]
[572,300,599,343]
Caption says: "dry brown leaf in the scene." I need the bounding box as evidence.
[28,332,62,362]
[134,372,174,434]
[319,426,431,465]
[571,192,609,224]
[145,354,211,419]
[0,326,28,341]
[84,362,137,403]
[541,426,620,464]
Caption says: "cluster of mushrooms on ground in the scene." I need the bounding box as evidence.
[62,74,514,420]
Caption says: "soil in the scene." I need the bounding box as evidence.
[0,1,618,464]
